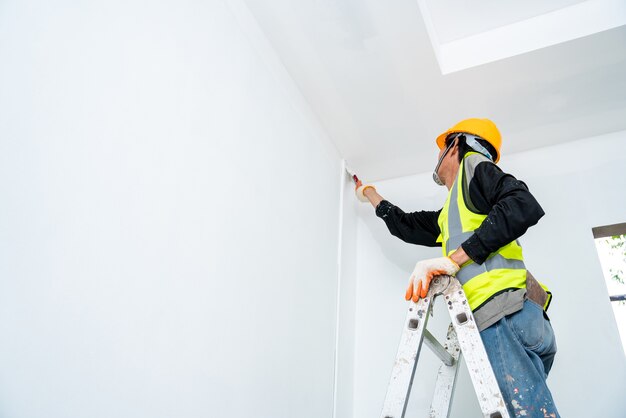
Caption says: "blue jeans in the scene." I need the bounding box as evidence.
[479,300,560,418]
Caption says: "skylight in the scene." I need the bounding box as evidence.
[417,0,626,74]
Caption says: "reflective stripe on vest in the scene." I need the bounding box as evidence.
[437,152,528,311]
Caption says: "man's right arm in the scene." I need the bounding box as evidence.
[362,186,441,247]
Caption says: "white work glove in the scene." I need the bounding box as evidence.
[405,257,460,302]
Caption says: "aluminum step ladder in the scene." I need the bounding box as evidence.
[380,275,510,418]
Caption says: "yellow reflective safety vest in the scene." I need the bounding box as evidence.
[437,152,550,311]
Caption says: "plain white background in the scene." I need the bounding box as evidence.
[0,1,341,417]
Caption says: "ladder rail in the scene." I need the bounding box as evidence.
[441,279,509,418]
[380,294,434,418]
[380,276,510,418]
[379,276,452,418]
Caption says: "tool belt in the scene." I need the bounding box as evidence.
[525,270,548,309]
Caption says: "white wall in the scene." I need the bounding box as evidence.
[0,1,342,418]
[342,130,626,417]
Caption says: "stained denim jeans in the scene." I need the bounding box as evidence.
[479,300,560,418]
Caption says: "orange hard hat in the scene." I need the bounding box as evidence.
[436,118,502,163]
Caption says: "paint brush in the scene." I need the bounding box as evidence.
[345,165,360,184]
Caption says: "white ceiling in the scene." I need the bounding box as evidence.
[241,0,626,180]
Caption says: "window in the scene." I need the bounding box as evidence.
[593,223,626,356]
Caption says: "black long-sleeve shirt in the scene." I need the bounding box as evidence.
[375,157,544,264]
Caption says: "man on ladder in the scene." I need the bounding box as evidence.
[355,119,560,418]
